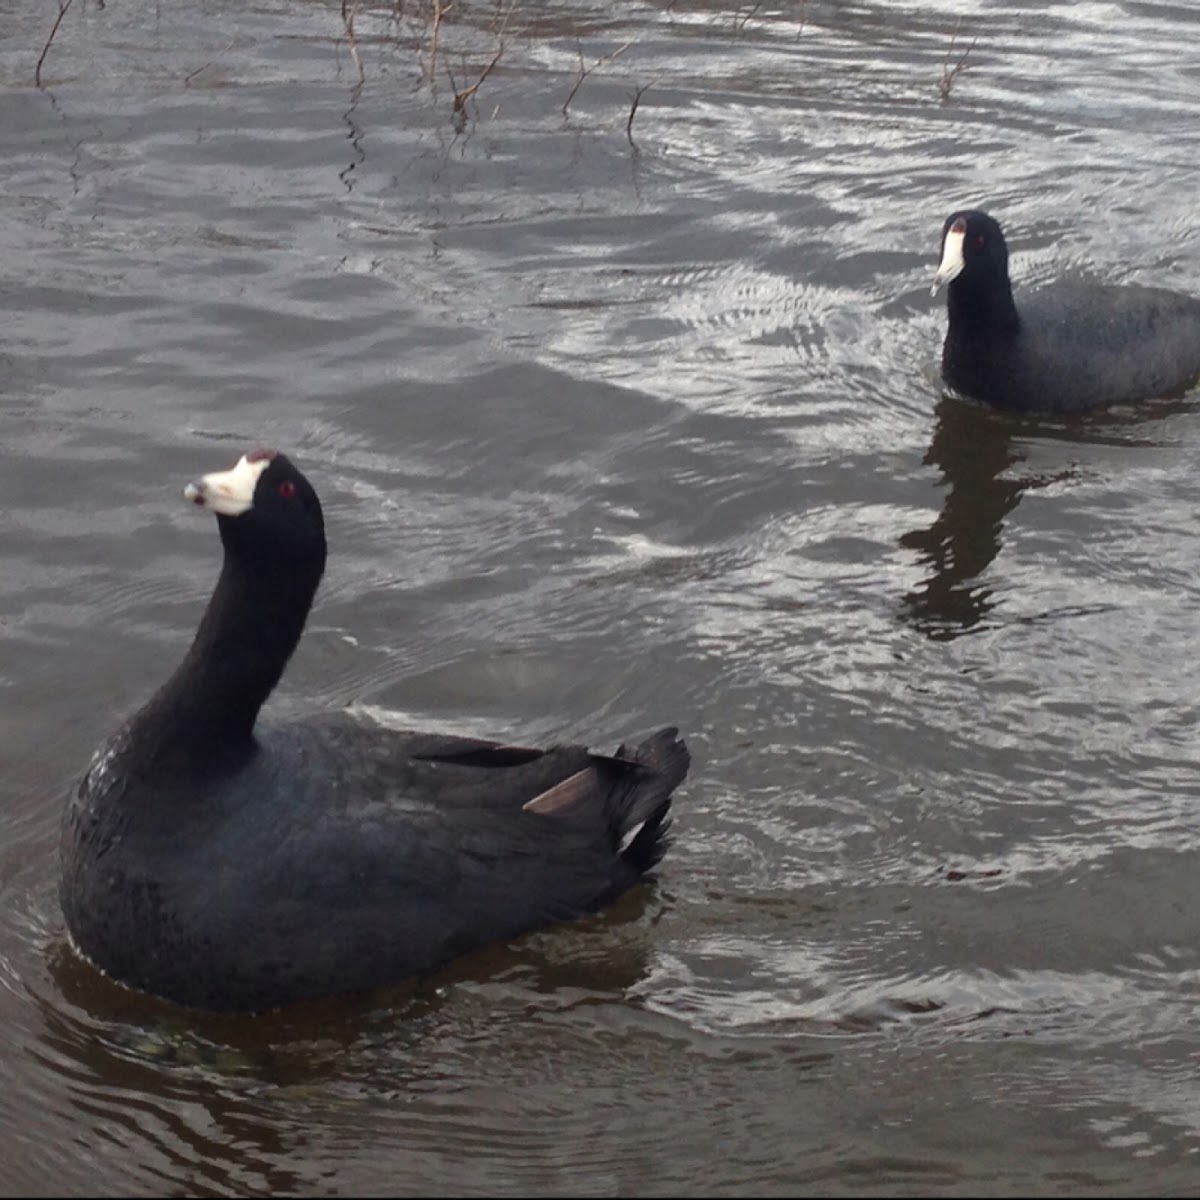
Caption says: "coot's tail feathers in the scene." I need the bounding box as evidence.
[613,726,689,876]
[520,726,688,881]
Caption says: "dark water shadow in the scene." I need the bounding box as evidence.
[35,941,452,1195]
[40,883,660,1069]
[900,390,1195,641]
[34,888,661,1193]
[899,393,1065,641]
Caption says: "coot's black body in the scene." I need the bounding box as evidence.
[932,209,1200,412]
[60,450,689,1014]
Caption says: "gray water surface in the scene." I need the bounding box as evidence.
[4,0,1200,1194]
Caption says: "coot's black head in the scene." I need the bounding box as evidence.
[931,209,1010,295]
[184,449,326,579]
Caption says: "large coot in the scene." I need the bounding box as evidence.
[60,449,690,1013]
[931,208,1200,412]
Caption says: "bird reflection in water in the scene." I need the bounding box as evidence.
[900,393,1068,640]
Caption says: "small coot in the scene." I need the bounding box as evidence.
[60,450,690,1014]
[931,208,1200,412]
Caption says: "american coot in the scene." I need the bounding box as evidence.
[60,450,690,1014]
[931,209,1200,412]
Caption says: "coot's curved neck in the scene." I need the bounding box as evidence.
[948,271,1021,336]
[127,545,322,776]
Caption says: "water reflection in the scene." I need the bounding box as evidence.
[900,390,1190,641]
[35,950,321,1195]
[36,899,662,1194]
[338,85,367,193]
[900,394,1034,641]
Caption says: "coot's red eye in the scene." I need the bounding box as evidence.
[278,481,296,499]
[975,235,986,249]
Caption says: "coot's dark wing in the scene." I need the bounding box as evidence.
[186,724,688,1010]
[272,713,661,814]
[1014,284,1200,409]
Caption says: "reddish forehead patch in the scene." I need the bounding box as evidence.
[246,448,278,464]
[950,217,968,234]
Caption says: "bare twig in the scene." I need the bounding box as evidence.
[450,45,503,118]
[939,18,977,100]
[35,0,74,88]
[562,36,637,116]
[185,37,237,87]
[428,0,452,81]
[626,79,655,142]
[489,0,518,48]
[734,3,763,32]
[341,0,365,86]
[486,0,515,35]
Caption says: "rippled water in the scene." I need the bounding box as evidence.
[5,0,1200,1193]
